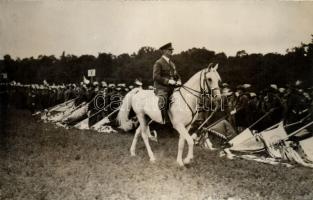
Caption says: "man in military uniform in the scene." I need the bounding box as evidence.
[153,42,181,123]
[285,81,309,126]
[234,84,251,132]
[87,83,106,127]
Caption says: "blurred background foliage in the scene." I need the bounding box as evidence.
[1,35,312,89]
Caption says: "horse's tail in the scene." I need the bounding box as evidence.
[117,88,141,131]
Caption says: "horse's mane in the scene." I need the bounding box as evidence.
[181,66,221,87]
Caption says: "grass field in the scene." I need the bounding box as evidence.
[1,109,313,200]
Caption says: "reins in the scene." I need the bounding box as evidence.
[176,69,219,127]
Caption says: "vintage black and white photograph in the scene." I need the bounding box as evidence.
[1,1,313,199]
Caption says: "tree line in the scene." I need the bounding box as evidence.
[1,35,313,90]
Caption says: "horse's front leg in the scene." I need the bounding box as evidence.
[130,127,141,156]
[173,123,194,165]
[138,116,156,162]
[177,136,185,166]
[141,128,156,162]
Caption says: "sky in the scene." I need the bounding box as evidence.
[1,1,313,59]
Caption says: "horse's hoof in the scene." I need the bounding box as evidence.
[130,150,136,156]
[150,158,156,163]
[177,160,185,167]
[219,151,226,157]
[148,136,158,143]
[183,158,191,165]
[226,154,234,160]
[224,148,235,159]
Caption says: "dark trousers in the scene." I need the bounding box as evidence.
[155,89,172,123]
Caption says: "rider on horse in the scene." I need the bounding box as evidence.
[153,42,182,124]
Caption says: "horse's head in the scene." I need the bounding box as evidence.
[204,63,221,98]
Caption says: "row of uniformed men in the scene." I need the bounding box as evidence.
[1,80,312,135]
[0,80,146,114]
[198,81,313,138]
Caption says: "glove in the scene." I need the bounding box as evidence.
[230,109,236,115]
[176,80,182,86]
[168,79,176,85]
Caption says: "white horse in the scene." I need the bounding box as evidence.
[117,64,221,166]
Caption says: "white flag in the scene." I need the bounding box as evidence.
[259,121,288,158]
[229,128,264,152]
[83,76,90,84]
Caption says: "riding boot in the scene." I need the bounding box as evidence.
[161,109,169,124]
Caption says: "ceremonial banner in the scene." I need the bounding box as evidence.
[259,122,288,158]
[229,128,264,152]
[299,136,313,162]
[62,104,88,123]
[83,76,90,84]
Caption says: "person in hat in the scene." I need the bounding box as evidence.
[101,81,107,88]
[75,84,88,106]
[233,84,251,132]
[87,83,107,128]
[153,42,182,123]
[134,79,143,89]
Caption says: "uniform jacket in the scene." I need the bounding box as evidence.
[153,57,181,93]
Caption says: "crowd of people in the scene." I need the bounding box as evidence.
[0,78,312,140]
[191,80,313,145]
[0,80,141,112]
[0,79,146,127]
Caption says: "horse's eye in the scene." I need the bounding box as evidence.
[208,78,212,82]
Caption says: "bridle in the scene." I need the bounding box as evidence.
[177,68,220,126]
